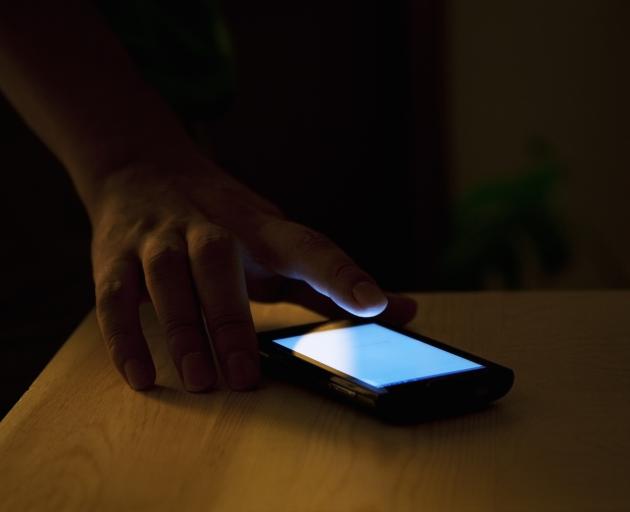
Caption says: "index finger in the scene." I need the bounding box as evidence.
[251,220,388,317]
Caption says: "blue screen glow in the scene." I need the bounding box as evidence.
[272,323,483,388]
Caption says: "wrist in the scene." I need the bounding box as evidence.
[70,124,198,221]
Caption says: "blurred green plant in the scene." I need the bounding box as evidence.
[438,139,570,289]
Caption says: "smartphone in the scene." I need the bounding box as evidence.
[258,319,514,421]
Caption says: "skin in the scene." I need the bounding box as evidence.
[0,1,417,392]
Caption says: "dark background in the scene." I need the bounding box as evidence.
[1,0,628,417]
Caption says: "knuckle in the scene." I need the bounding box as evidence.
[204,311,250,337]
[96,278,126,313]
[104,331,127,353]
[190,226,235,258]
[162,317,199,340]
[333,261,359,281]
[295,227,332,254]
[143,242,186,278]
[129,215,160,238]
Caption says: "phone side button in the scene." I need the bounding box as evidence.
[329,382,356,398]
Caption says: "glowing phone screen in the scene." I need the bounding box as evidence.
[272,323,483,388]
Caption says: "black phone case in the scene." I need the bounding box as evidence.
[258,320,514,423]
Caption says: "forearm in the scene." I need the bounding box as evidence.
[0,1,193,209]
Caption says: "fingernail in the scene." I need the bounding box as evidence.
[182,352,214,392]
[227,351,260,390]
[352,281,387,314]
[124,358,154,390]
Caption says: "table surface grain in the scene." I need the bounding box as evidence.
[1,291,629,512]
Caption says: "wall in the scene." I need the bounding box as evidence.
[449,0,630,288]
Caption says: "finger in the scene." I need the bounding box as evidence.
[94,257,155,390]
[142,233,215,392]
[252,220,388,317]
[187,223,260,390]
[281,280,418,325]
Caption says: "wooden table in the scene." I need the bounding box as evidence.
[1,291,629,511]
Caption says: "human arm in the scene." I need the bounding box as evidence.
[0,0,416,391]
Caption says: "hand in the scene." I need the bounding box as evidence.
[89,151,417,392]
